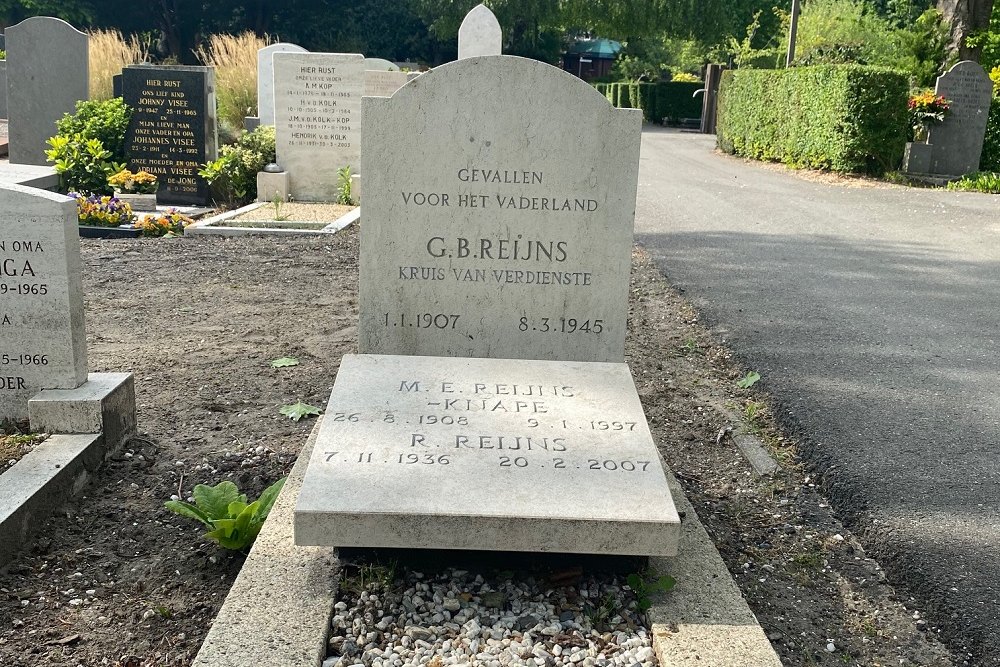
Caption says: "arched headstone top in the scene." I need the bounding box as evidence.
[7,15,86,38]
[458,4,502,59]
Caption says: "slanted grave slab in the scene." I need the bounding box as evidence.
[273,52,365,201]
[929,61,994,176]
[0,185,87,422]
[295,354,680,555]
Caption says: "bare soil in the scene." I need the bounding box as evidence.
[0,230,958,667]
[229,202,356,223]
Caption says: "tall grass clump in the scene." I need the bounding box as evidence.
[195,32,267,135]
[89,29,150,101]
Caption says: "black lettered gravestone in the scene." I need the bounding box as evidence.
[122,65,218,205]
[112,73,122,99]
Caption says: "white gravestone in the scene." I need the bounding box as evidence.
[6,17,89,166]
[295,354,680,555]
[0,185,87,422]
[363,57,399,72]
[363,70,410,97]
[257,42,308,126]
[458,4,502,59]
[358,56,641,363]
[273,52,365,201]
[928,61,995,176]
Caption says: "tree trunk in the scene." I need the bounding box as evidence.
[938,0,995,62]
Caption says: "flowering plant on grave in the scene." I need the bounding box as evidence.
[107,168,158,194]
[69,192,134,227]
[136,208,195,237]
[908,90,951,141]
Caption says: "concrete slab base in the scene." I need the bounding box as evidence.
[28,372,136,453]
[0,433,103,566]
[187,203,359,237]
[193,418,338,667]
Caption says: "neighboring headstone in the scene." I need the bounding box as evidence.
[458,4,502,59]
[295,354,680,555]
[928,61,994,176]
[363,70,410,97]
[0,60,7,119]
[358,57,641,363]
[122,65,218,205]
[257,42,308,126]
[273,52,365,201]
[6,17,88,166]
[112,73,123,99]
[0,185,87,422]
[362,57,399,72]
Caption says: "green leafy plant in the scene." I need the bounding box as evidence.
[626,571,676,611]
[908,90,950,141]
[736,371,761,389]
[280,401,322,422]
[55,98,133,163]
[947,171,1000,194]
[165,478,285,551]
[584,591,621,625]
[336,166,354,205]
[270,356,299,368]
[46,134,125,196]
[272,192,288,221]
[199,125,276,207]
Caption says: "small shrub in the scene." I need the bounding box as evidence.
[55,97,132,162]
[337,166,354,205]
[165,478,286,551]
[136,209,195,236]
[671,72,701,83]
[946,172,1000,193]
[594,81,702,123]
[70,192,134,227]
[980,87,1000,172]
[199,125,276,206]
[195,32,266,134]
[108,168,157,194]
[47,135,125,195]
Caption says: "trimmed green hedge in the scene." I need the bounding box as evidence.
[980,97,1000,172]
[594,81,703,123]
[717,65,909,174]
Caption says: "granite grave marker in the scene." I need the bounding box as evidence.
[458,4,502,59]
[257,42,308,126]
[273,52,365,201]
[929,61,994,176]
[6,17,88,166]
[122,65,218,205]
[0,185,87,422]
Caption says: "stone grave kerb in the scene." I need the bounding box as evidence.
[358,55,642,363]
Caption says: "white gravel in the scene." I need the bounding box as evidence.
[325,565,656,667]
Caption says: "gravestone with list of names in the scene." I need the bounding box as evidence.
[294,55,680,556]
[273,52,365,201]
[122,65,218,205]
[0,185,87,422]
[928,60,994,176]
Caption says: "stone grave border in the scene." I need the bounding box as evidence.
[0,373,135,565]
[186,202,360,237]
[191,417,782,667]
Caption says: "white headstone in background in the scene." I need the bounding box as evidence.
[257,42,308,126]
[6,17,89,166]
[928,60,995,176]
[363,70,410,97]
[458,4,502,59]
[359,56,642,363]
[363,57,399,72]
[0,185,88,422]
[273,52,365,201]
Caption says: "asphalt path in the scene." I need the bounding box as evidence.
[635,128,1000,665]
